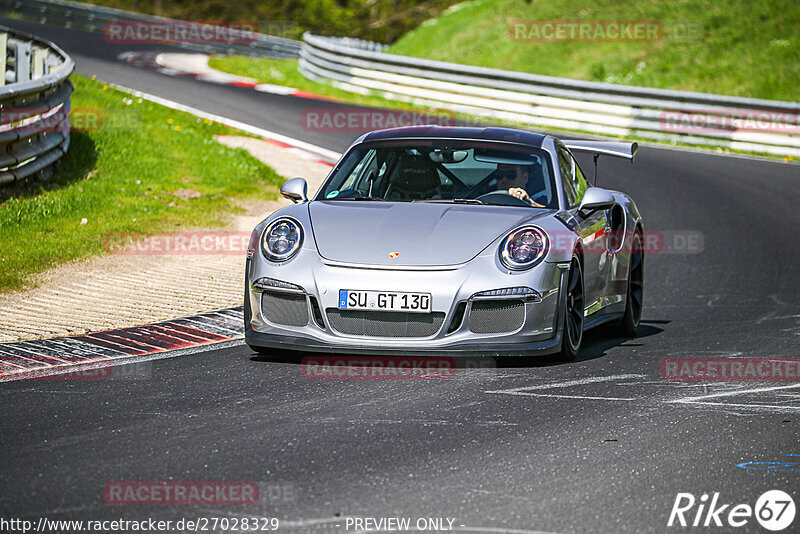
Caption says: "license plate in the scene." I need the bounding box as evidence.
[338,290,431,313]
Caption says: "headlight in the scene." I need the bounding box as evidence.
[262,217,303,261]
[499,226,548,270]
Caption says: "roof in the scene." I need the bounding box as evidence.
[360,126,547,148]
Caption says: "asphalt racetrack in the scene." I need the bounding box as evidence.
[1,17,799,534]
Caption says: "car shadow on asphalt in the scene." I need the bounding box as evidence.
[248,321,668,370]
[485,321,666,368]
[564,321,665,363]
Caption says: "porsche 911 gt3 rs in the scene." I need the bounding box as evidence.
[245,126,643,359]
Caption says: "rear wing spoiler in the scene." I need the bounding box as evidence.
[563,140,638,161]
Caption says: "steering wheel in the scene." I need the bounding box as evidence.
[531,190,548,203]
[475,190,532,207]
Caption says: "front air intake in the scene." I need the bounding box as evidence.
[326,309,445,338]
[468,300,525,333]
[261,292,309,327]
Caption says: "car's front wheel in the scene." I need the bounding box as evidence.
[559,256,584,361]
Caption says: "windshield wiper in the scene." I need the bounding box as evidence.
[417,198,485,204]
[328,196,386,201]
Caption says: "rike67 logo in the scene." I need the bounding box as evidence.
[668,490,795,531]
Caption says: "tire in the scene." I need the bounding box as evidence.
[559,256,584,361]
[615,231,644,337]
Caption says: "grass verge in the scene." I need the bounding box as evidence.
[207,55,451,114]
[0,74,284,292]
[389,0,799,102]
[207,54,798,162]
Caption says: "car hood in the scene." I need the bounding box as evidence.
[308,201,552,266]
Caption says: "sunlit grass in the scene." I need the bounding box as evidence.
[389,0,799,102]
[0,74,284,292]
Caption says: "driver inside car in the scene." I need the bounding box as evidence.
[493,164,545,207]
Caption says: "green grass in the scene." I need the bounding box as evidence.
[209,55,366,102]
[208,55,455,114]
[0,74,284,292]
[78,0,460,43]
[389,0,799,102]
[207,54,799,162]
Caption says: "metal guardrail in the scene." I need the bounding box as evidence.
[0,24,73,186]
[300,33,800,157]
[0,0,302,59]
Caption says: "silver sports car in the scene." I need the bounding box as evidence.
[245,126,643,359]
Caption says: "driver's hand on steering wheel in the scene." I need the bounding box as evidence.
[508,187,544,207]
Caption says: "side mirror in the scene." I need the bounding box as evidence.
[578,187,615,215]
[281,177,308,203]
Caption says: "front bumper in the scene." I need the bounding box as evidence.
[245,330,564,357]
[245,249,567,356]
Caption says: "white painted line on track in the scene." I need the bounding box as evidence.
[255,83,300,95]
[483,372,800,413]
[668,383,800,403]
[484,373,645,395]
[667,383,800,412]
[675,401,800,412]
[108,82,342,163]
[488,392,636,401]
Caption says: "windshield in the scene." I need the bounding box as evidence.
[316,141,557,208]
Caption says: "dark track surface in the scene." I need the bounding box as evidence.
[1,17,800,534]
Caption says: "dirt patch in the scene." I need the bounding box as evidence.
[171,188,202,200]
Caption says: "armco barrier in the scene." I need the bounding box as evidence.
[0,0,301,58]
[299,33,800,157]
[0,24,73,186]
